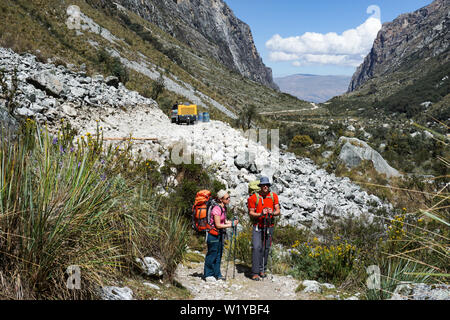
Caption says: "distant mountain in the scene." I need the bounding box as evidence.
[274,74,352,103]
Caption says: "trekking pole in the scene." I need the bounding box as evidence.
[232,217,238,279]
[265,214,273,278]
[225,217,237,281]
[224,226,233,280]
[261,215,267,282]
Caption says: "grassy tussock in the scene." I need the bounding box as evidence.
[0,120,189,299]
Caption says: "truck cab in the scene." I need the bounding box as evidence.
[171,104,197,125]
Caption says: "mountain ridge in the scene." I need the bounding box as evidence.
[0,0,311,120]
[349,0,449,92]
[112,0,279,90]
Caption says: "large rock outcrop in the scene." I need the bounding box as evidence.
[338,137,402,178]
[349,0,450,92]
[114,0,279,90]
[0,47,394,232]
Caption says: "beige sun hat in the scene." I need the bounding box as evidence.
[217,189,228,200]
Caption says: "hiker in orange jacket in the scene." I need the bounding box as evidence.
[247,177,280,281]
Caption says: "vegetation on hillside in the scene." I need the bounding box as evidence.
[0,0,311,122]
[0,120,224,299]
[374,60,450,119]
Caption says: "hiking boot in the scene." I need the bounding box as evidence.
[204,276,217,282]
[251,274,261,281]
[259,272,267,278]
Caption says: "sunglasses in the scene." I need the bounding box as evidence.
[223,196,230,200]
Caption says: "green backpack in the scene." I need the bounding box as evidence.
[248,180,261,195]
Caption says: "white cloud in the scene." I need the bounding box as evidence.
[269,51,300,61]
[292,54,365,67]
[266,7,382,67]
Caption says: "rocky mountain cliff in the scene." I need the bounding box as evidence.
[349,0,449,92]
[112,0,279,90]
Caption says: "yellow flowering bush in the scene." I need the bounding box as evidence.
[234,229,253,267]
[387,213,406,241]
[290,237,359,283]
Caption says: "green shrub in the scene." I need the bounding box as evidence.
[150,74,165,100]
[96,48,129,84]
[290,238,360,284]
[315,214,386,256]
[234,104,259,130]
[160,162,225,218]
[290,135,313,148]
[274,225,310,248]
[234,228,253,267]
[0,121,192,298]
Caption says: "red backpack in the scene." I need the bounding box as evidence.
[192,190,219,236]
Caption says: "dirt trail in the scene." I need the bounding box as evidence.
[175,261,319,300]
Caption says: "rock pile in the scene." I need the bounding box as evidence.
[0,47,155,125]
[77,109,393,231]
[0,47,394,232]
[390,283,450,300]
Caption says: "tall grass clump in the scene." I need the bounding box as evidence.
[0,119,189,299]
[363,122,449,299]
[155,210,190,281]
[0,120,124,298]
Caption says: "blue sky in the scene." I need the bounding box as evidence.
[225,0,432,77]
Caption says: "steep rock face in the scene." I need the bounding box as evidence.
[337,137,401,178]
[115,0,279,90]
[349,0,450,92]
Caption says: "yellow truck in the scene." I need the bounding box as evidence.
[171,103,198,125]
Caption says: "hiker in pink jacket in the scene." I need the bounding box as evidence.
[203,190,238,281]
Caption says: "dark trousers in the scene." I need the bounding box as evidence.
[203,232,224,279]
[252,225,274,275]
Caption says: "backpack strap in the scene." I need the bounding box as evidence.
[208,201,224,235]
[254,193,275,210]
[255,193,261,208]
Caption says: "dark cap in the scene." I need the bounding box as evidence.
[258,176,271,186]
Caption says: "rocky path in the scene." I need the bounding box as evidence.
[175,260,319,300]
